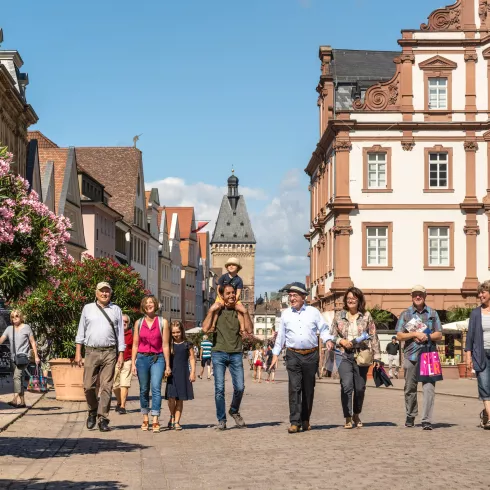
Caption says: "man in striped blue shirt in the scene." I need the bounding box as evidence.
[199,335,213,380]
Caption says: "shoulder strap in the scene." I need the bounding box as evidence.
[11,326,16,356]
[96,303,119,354]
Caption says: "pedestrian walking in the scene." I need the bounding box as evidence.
[386,336,400,379]
[330,287,381,429]
[198,334,213,380]
[396,285,442,430]
[266,345,276,383]
[165,320,196,430]
[75,282,125,432]
[268,282,334,433]
[131,295,171,433]
[247,347,254,370]
[253,344,264,383]
[0,309,40,408]
[113,314,133,415]
[465,280,490,429]
[202,284,253,430]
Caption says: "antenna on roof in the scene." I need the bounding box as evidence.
[133,134,143,148]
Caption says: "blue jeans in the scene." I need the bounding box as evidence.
[212,351,244,422]
[136,353,165,416]
[477,350,490,401]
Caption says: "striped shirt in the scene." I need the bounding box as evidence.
[201,340,213,359]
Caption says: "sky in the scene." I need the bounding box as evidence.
[3,0,441,296]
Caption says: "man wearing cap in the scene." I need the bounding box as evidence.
[268,282,334,433]
[386,336,400,379]
[75,282,125,432]
[396,285,442,430]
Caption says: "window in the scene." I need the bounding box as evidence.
[362,223,393,270]
[428,78,447,110]
[424,222,454,270]
[362,146,392,193]
[428,152,448,188]
[424,146,453,193]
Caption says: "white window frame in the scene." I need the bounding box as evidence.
[428,227,450,267]
[366,227,388,267]
[428,77,447,110]
[367,152,387,189]
[428,152,448,189]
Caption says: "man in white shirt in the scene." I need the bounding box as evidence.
[75,282,125,432]
[269,282,334,433]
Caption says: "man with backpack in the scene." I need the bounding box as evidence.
[396,285,442,430]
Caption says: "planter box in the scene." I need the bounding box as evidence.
[457,362,469,378]
[50,358,85,401]
[441,365,459,380]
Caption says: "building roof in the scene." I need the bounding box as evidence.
[198,232,208,261]
[331,49,400,82]
[28,130,59,149]
[254,303,280,316]
[165,207,196,240]
[211,194,256,244]
[75,147,142,224]
[38,147,69,214]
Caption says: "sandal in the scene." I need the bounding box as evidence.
[152,422,161,433]
[167,417,175,430]
[353,414,363,428]
[141,420,149,431]
[174,423,183,431]
[344,417,353,429]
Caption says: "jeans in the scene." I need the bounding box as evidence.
[212,351,244,422]
[338,354,369,418]
[477,350,490,401]
[136,353,165,416]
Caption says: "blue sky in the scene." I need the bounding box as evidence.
[3,0,441,293]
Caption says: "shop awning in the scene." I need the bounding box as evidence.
[442,319,469,333]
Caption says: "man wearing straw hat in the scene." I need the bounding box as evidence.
[268,282,334,433]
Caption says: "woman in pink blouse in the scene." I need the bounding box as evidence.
[132,296,170,433]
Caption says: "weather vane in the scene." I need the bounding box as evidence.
[133,133,143,148]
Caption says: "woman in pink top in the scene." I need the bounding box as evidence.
[132,296,170,433]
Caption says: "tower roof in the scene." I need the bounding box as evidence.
[211,194,256,244]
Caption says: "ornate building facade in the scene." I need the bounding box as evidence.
[211,173,256,311]
[306,0,489,317]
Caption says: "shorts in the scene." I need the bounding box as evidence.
[113,359,132,389]
[201,357,211,367]
[254,360,263,367]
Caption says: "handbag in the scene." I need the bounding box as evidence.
[27,366,48,393]
[355,348,373,367]
[96,303,119,354]
[12,326,29,366]
[417,340,443,383]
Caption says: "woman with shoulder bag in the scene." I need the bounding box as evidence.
[0,309,40,408]
[329,287,381,429]
[131,296,171,433]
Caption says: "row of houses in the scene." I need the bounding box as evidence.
[0,31,216,328]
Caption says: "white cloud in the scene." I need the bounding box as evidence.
[145,168,309,297]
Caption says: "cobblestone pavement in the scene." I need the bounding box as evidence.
[0,362,487,490]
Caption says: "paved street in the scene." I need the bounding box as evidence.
[0,362,487,490]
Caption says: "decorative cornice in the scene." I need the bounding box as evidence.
[418,55,458,71]
[464,51,478,63]
[353,69,400,111]
[464,141,479,152]
[399,53,415,63]
[333,140,352,152]
[401,140,415,151]
[420,0,462,31]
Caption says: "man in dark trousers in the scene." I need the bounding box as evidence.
[268,282,334,433]
[386,336,400,379]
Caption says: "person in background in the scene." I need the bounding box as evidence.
[198,335,213,380]
[132,296,171,433]
[193,344,199,361]
[0,310,40,408]
[75,282,125,432]
[386,336,400,379]
[396,285,442,430]
[266,345,276,383]
[330,287,381,429]
[465,280,490,429]
[113,314,133,414]
[247,347,254,370]
[253,344,264,383]
[165,320,196,430]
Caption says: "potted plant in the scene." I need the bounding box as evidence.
[15,256,149,400]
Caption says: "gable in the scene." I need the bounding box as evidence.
[40,161,55,212]
[418,55,457,71]
[64,148,81,211]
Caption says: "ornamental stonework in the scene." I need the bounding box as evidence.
[421,0,461,31]
[464,141,479,152]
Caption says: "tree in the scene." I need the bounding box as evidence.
[368,305,394,329]
[446,306,473,323]
[14,256,149,359]
[0,147,71,301]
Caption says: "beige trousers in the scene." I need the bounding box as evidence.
[83,348,117,420]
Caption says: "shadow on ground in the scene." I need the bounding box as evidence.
[0,436,148,459]
[0,478,126,489]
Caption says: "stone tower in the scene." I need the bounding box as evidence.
[211,171,256,311]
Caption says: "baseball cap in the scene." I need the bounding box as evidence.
[411,285,426,294]
[96,281,112,291]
